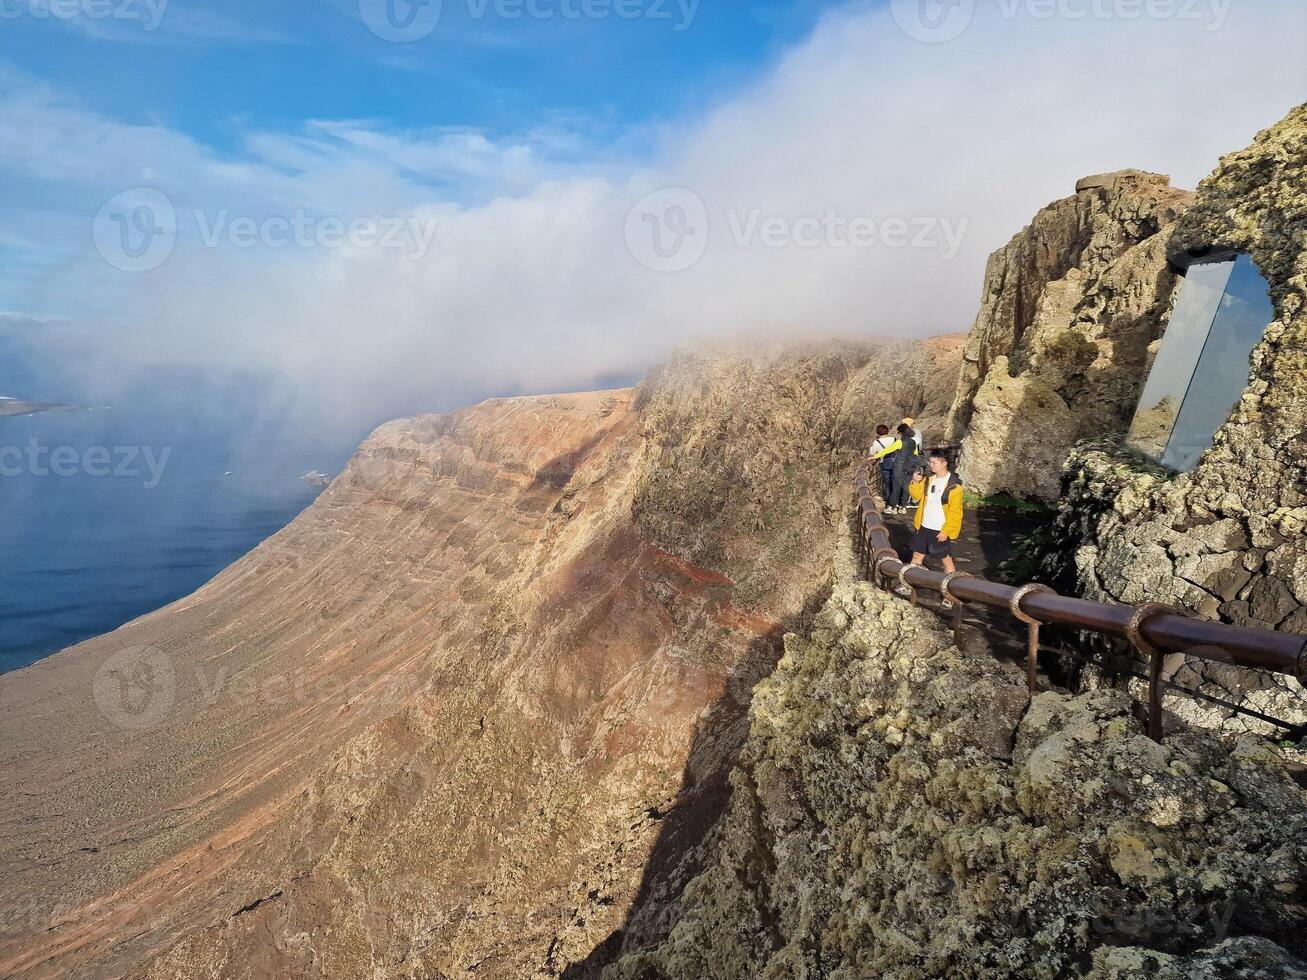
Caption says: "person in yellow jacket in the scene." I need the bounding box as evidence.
[902,451,965,606]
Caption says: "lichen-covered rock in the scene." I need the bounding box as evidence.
[603,584,1307,980]
[993,107,1307,735]
[835,333,967,451]
[1087,937,1307,980]
[1004,440,1307,735]
[947,170,1192,502]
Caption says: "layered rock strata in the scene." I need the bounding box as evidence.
[1,341,952,979]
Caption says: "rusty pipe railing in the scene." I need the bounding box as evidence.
[853,460,1307,741]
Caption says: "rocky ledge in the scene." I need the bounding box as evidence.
[605,576,1307,979]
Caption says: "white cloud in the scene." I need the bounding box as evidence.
[3,1,1305,432]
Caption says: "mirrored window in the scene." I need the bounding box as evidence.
[1126,254,1274,472]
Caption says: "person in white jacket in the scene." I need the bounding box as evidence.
[868,424,901,511]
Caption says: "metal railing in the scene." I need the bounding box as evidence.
[854,461,1307,742]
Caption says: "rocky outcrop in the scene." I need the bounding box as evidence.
[947,170,1192,501]
[0,340,949,979]
[1006,441,1307,736]
[604,576,1307,979]
[998,106,1307,734]
[836,333,967,451]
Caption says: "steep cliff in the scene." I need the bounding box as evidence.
[0,340,955,979]
[946,171,1192,501]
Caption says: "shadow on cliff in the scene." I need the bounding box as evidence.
[562,581,832,979]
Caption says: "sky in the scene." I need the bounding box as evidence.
[1,0,1305,432]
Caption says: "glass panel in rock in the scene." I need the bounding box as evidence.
[1125,259,1233,460]
[1159,254,1275,472]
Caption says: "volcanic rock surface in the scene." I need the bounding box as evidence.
[602,517,1307,979]
[1,340,943,979]
[945,170,1193,502]
[996,106,1307,734]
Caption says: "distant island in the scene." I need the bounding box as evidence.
[300,470,333,488]
[0,396,91,418]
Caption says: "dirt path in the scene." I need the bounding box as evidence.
[881,504,1054,673]
[880,503,1043,581]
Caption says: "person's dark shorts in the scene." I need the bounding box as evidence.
[910,526,952,558]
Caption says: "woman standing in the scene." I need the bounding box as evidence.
[868,424,900,511]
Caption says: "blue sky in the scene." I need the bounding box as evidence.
[1,0,833,161]
[1,0,1303,430]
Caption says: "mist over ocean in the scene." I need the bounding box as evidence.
[0,337,363,674]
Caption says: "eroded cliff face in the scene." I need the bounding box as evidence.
[1,341,953,979]
[946,170,1192,502]
[604,553,1307,979]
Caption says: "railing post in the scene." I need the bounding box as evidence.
[1127,603,1177,743]
[940,571,973,645]
[849,457,1307,739]
[872,548,897,593]
[1010,584,1053,697]
[899,566,917,606]
[1148,649,1165,743]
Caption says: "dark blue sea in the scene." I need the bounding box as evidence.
[0,347,364,674]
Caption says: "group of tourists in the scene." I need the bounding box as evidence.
[867,418,924,514]
[866,418,967,606]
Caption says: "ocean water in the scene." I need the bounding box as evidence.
[0,327,641,676]
[0,374,362,675]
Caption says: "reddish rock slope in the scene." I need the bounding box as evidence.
[1,341,948,978]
